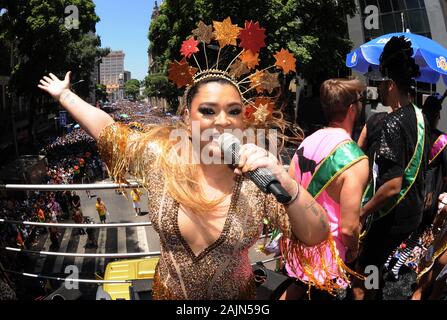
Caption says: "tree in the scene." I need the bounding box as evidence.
[143,73,178,110]
[0,0,107,141]
[293,0,357,86]
[95,83,107,102]
[124,79,141,101]
[291,0,357,133]
[147,0,358,120]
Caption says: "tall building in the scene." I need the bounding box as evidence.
[124,70,132,83]
[152,0,160,20]
[100,50,125,100]
[100,50,125,85]
[347,0,447,130]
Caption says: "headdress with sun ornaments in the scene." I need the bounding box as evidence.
[167,17,297,126]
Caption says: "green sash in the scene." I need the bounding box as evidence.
[307,141,367,199]
[362,104,425,230]
[278,140,366,288]
[270,141,365,246]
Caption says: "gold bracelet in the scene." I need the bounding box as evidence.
[285,180,300,206]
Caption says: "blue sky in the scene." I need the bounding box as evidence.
[93,0,157,81]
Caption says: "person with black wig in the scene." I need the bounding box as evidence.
[352,36,430,300]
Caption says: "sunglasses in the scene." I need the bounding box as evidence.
[350,95,366,106]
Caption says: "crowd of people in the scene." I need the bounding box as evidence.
[0,128,110,255]
[0,190,84,260]
[104,100,175,126]
[33,30,447,301]
[2,22,447,301]
[0,99,170,269]
[42,129,107,184]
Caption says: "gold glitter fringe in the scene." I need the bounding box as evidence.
[280,234,365,296]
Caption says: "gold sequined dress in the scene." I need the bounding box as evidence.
[98,122,293,300]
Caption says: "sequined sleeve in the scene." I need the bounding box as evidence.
[377,113,405,169]
[263,194,294,239]
[97,122,159,185]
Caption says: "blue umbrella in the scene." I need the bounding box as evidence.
[346,32,447,85]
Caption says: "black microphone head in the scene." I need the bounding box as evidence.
[218,133,241,165]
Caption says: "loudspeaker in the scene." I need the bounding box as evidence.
[44,284,82,300]
[129,279,153,300]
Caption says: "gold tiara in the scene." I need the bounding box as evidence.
[168,17,297,124]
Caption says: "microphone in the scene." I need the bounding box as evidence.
[218,133,292,204]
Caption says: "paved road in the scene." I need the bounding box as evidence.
[18,180,276,299]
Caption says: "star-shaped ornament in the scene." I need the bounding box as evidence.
[249,71,265,93]
[261,72,280,93]
[244,104,256,120]
[168,58,198,88]
[254,97,275,114]
[192,21,214,44]
[274,48,296,73]
[180,37,199,58]
[213,17,241,48]
[238,20,266,53]
[229,59,250,78]
[253,103,270,123]
[240,50,259,70]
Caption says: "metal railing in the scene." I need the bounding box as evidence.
[0,182,140,191]
[0,181,280,286]
[3,247,161,258]
[4,256,281,285]
[4,270,132,284]
[0,219,152,228]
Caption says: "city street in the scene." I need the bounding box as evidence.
[19,179,276,299]
[2,0,446,302]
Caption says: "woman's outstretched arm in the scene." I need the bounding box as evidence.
[38,71,114,141]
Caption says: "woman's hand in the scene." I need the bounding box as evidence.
[38,71,71,101]
[236,143,295,194]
